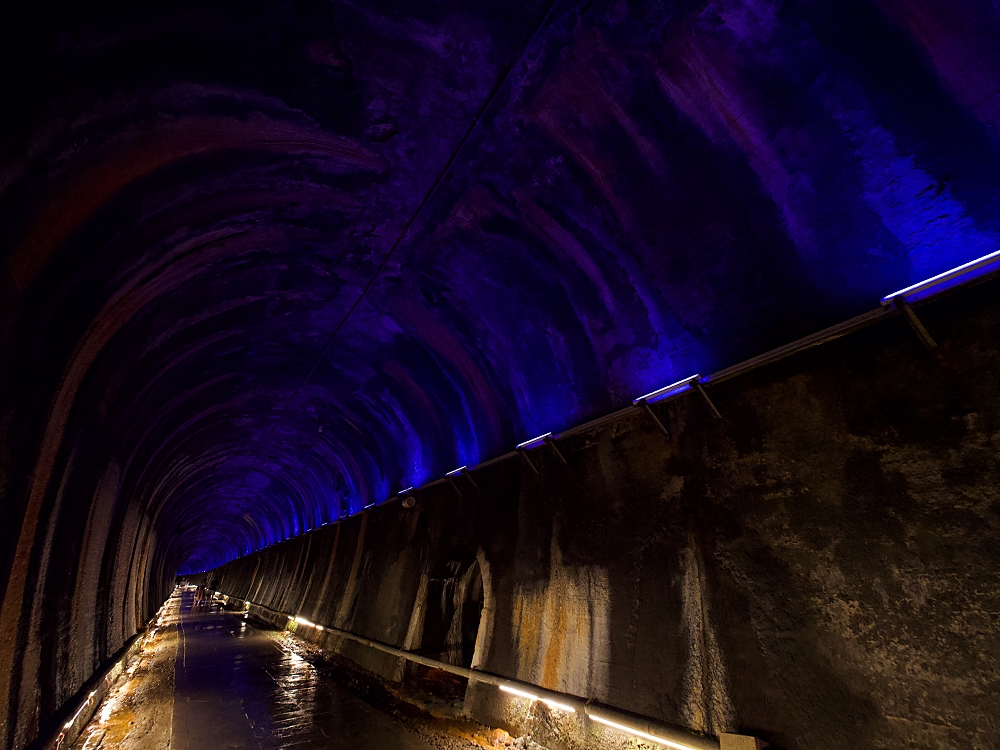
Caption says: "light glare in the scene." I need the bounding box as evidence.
[499,684,575,713]
[293,615,323,630]
[881,248,1000,304]
[500,684,540,701]
[516,433,552,450]
[633,375,700,405]
[589,714,697,750]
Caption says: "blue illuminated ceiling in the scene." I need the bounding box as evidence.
[3,0,1000,572]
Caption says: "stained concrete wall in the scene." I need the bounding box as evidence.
[206,281,1000,750]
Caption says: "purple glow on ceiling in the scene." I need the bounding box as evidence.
[2,0,1000,574]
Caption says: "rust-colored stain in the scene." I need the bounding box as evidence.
[512,538,611,698]
[540,594,568,690]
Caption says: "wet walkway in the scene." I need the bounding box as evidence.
[172,590,437,750]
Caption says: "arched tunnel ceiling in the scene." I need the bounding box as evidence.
[3,0,1000,574]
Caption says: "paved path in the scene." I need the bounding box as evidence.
[172,591,435,750]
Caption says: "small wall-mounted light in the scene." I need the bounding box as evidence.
[634,374,721,421]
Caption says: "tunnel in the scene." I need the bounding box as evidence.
[2,0,1000,748]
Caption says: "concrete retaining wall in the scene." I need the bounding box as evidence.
[204,282,1000,750]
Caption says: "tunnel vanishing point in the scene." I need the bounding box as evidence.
[2,1,1000,748]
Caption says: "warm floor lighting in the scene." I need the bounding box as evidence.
[499,684,576,713]
[589,713,699,750]
[293,616,323,631]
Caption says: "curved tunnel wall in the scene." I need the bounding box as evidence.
[2,0,1000,747]
[205,285,1000,750]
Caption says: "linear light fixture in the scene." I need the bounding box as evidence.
[445,467,467,477]
[293,616,324,631]
[589,713,699,750]
[881,248,1000,305]
[517,432,552,450]
[398,487,414,495]
[542,697,577,713]
[499,684,576,713]
[633,375,700,405]
[63,690,98,729]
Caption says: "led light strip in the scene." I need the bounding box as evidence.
[292,615,324,631]
[63,691,97,730]
[498,684,705,748]
[881,248,1000,304]
[516,432,552,450]
[499,684,576,713]
[589,713,701,750]
[633,374,701,405]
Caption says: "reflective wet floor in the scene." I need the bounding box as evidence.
[172,591,437,750]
